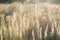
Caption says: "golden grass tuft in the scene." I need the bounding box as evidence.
[0,2,60,40]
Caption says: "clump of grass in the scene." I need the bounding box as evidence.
[0,2,60,40]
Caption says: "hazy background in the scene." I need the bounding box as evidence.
[0,0,60,4]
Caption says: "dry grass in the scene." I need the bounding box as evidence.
[0,2,60,40]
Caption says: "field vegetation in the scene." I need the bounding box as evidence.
[0,2,60,40]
